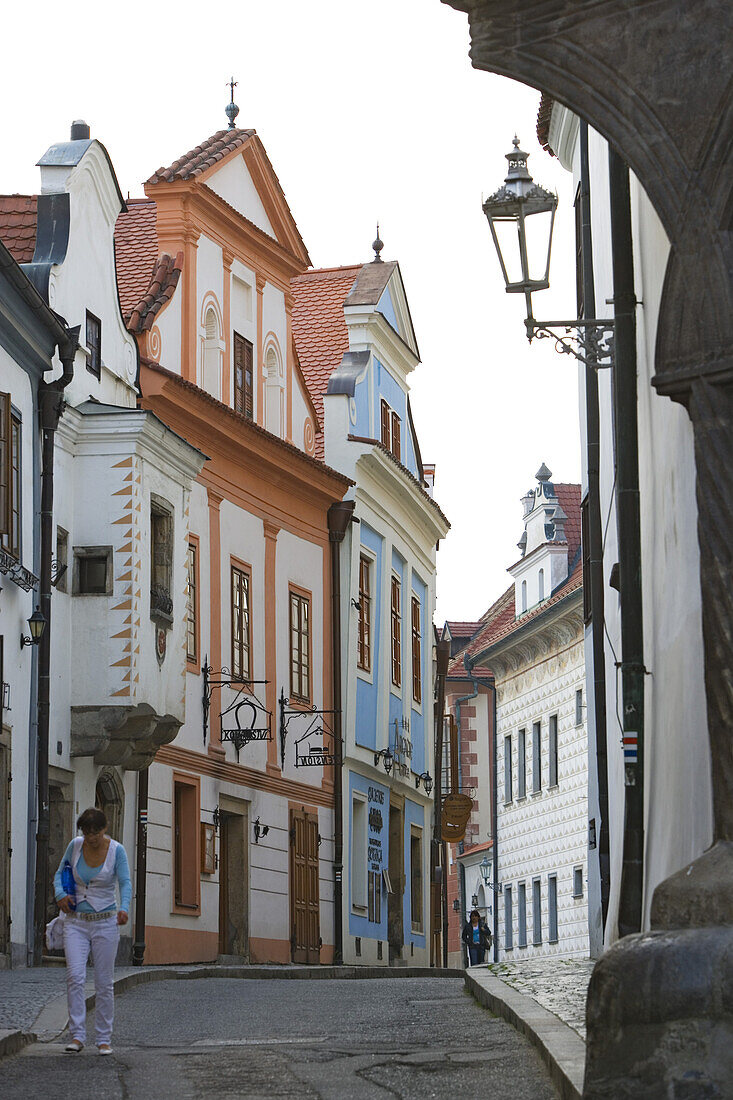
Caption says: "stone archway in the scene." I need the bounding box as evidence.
[442,2,732,1094]
[95,767,125,840]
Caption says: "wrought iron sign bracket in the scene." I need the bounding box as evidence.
[526,317,615,369]
[201,659,271,759]
[279,689,342,770]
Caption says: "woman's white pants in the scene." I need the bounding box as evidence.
[63,915,119,1045]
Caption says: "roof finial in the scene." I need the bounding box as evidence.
[225,77,240,130]
[372,222,383,263]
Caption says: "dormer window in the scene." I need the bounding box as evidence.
[86,311,101,378]
[380,399,401,462]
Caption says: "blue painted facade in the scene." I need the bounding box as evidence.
[355,522,383,751]
[348,772,389,942]
[409,573,427,777]
[404,797,427,949]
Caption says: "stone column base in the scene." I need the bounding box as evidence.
[584,844,733,1098]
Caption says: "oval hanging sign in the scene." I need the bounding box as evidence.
[441,792,473,842]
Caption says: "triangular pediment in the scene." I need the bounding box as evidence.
[377,266,419,360]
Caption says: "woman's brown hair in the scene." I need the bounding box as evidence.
[77,807,107,834]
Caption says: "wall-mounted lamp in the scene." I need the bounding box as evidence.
[350,598,362,612]
[414,771,434,795]
[483,136,614,368]
[452,898,461,912]
[472,893,479,909]
[20,607,46,649]
[373,747,394,775]
[479,853,502,894]
[253,817,269,844]
[212,805,221,833]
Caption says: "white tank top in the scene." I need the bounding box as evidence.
[71,836,119,912]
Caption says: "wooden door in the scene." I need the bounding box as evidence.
[218,811,248,958]
[218,815,230,956]
[289,808,320,964]
[388,803,404,960]
[0,745,8,956]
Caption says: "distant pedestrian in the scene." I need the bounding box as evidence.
[462,908,492,966]
[53,807,131,1055]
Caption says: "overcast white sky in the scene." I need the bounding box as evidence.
[2,0,581,623]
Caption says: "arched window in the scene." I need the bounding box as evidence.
[521,579,527,613]
[202,307,221,400]
[265,344,283,437]
[538,568,545,601]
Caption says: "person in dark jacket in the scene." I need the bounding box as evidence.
[462,908,492,965]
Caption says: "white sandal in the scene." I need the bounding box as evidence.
[64,1039,83,1053]
[97,1044,113,1056]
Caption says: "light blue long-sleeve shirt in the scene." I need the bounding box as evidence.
[53,840,132,913]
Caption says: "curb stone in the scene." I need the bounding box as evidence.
[464,968,585,1100]
[0,1029,36,1060]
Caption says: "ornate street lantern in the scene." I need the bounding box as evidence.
[21,607,46,649]
[483,136,614,366]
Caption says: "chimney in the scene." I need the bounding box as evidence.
[70,120,90,141]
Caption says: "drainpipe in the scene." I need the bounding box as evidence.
[454,654,480,965]
[579,121,611,932]
[433,640,449,968]
[327,500,355,966]
[490,677,498,961]
[608,148,645,937]
[32,325,78,966]
[132,766,149,965]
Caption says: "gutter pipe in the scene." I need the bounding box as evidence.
[608,148,645,937]
[579,121,611,932]
[327,500,355,966]
[433,640,450,968]
[32,325,79,965]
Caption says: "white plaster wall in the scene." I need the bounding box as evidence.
[196,235,225,402]
[290,372,311,453]
[205,154,275,238]
[262,284,287,438]
[154,279,181,375]
[39,143,138,410]
[496,635,589,960]
[0,357,36,958]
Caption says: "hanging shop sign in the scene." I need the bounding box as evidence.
[201,660,271,759]
[279,689,341,769]
[440,792,473,842]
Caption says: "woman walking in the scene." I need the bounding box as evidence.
[53,806,131,1055]
[462,908,492,966]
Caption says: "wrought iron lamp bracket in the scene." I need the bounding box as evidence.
[526,317,615,369]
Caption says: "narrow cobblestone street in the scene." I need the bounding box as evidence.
[0,976,558,1099]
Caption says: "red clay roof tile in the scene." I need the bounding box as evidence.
[291,265,362,459]
[114,199,160,321]
[0,195,37,263]
[146,128,256,184]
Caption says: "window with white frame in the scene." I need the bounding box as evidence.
[548,874,558,942]
[351,797,367,910]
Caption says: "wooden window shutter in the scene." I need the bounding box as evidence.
[233,333,245,414]
[380,400,390,449]
[0,393,10,538]
[243,338,253,419]
[391,412,401,462]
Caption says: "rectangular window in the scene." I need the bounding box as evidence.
[504,885,513,951]
[532,720,542,793]
[518,728,526,799]
[0,403,20,560]
[186,540,199,665]
[233,332,254,419]
[173,776,199,910]
[351,797,367,910]
[289,589,311,702]
[442,714,455,794]
[548,875,558,943]
[231,564,251,682]
[380,398,391,450]
[573,866,584,898]
[86,310,101,377]
[576,688,584,726]
[368,869,382,924]
[410,828,423,932]
[518,882,527,948]
[581,495,591,624]
[390,410,401,462]
[549,714,558,787]
[150,502,173,620]
[357,556,371,672]
[411,595,421,703]
[55,528,68,593]
[504,735,512,803]
[533,878,542,945]
[390,575,401,687]
[73,546,113,596]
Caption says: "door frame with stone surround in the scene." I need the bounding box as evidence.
[217,795,249,960]
[289,805,320,964]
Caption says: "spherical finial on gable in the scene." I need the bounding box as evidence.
[225,77,240,130]
[372,222,384,263]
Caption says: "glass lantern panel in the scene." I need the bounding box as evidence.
[523,207,554,285]
[491,218,525,286]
